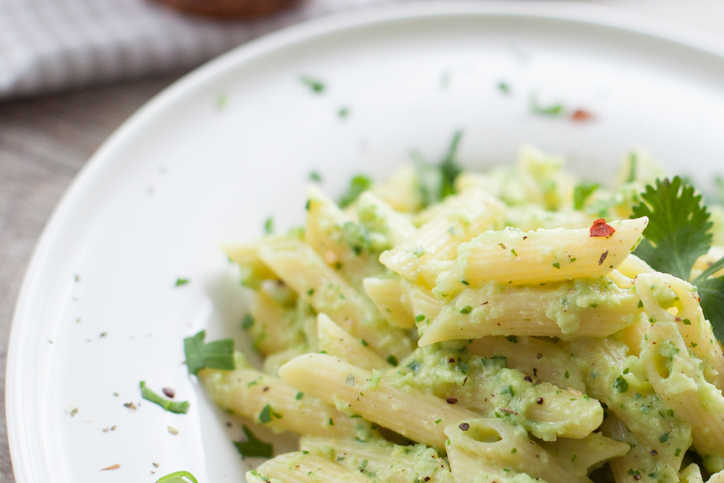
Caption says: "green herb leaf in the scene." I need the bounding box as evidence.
[301,76,325,93]
[140,381,189,414]
[309,171,323,182]
[573,183,600,210]
[632,177,713,280]
[183,330,235,376]
[234,425,274,459]
[175,278,189,287]
[258,404,282,423]
[414,131,464,208]
[695,276,724,342]
[263,217,274,235]
[530,95,564,116]
[156,471,198,483]
[497,82,510,94]
[339,175,372,208]
[695,257,724,282]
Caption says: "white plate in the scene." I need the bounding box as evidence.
[8,2,724,482]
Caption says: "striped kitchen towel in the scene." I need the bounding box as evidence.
[0,0,388,100]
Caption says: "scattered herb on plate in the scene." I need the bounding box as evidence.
[175,278,189,287]
[140,381,189,414]
[300,76,325,93]
[156,470,198,483]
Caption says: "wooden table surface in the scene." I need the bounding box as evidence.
[0,75,180,481]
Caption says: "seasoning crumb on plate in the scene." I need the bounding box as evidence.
[168,426,179,435]
[101,464,120,471]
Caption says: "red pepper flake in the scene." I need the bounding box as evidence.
[571,109,595,122]
[446,398,458,404]
[101,464,121,471]
[590,219,616,238]
[162,387,175,399]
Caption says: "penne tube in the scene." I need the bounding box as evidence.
[636,272,724,390]
[300,435,453,483]
[445,418,587,483]
[540,432,630,477]
[380,188,505,287]
[304,186,385,289]
[252,452,374,483]
[258,237,413,360]
[363,277,415,329]
[317,313,393,371]
[640,322,724,462]
[419,277,641,345]
[199,356,365,440]
[222,239,277,289]
[278,353,477,449]
[356,191,417,246]
[434,217,648,297]
[467,336,586,392]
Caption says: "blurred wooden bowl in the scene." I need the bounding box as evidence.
[155,0,302,19]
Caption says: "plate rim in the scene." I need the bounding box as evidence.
[8,1,724,481]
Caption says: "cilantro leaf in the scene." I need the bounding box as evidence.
[696,277,724,342]
[183,330,235,376]
[573,183,600,210]
[414,130,464,208]
[234,425,274,459]
[140,381,190,414]
[339,175,372,208]
[156,471,198,483]
[631,177,713,280]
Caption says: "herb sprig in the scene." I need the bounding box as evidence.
[183,330,235,376]
[631,176,724,339]
[414,130,464,208]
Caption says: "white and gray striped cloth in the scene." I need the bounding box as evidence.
[0,0,386,100]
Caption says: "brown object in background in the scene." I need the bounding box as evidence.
[155,0,302,19]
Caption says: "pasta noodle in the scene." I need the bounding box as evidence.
[198,145,724,483]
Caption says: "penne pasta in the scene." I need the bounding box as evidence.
[419,277,642,344]
[434,217,648,297]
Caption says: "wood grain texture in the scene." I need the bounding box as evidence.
[0,75,179,482]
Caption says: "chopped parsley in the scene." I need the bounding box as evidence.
[175,278,189,287]
[183,330,235,376]
[140,381,189,414]
[386,355,398,366]
[338,107,349,118]
[234,425,274,459]
[631,176,724,340]
[414,131,464,207]
[259,404,282,423]
[242,314,254,330]
[309,171,323,182]
[301,76,325,93]
[156,471,198,483]
[497,81,510,94]
[339,175,372,208]
[613,375,629,393]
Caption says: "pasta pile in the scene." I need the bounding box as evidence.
[201,145,724,483]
